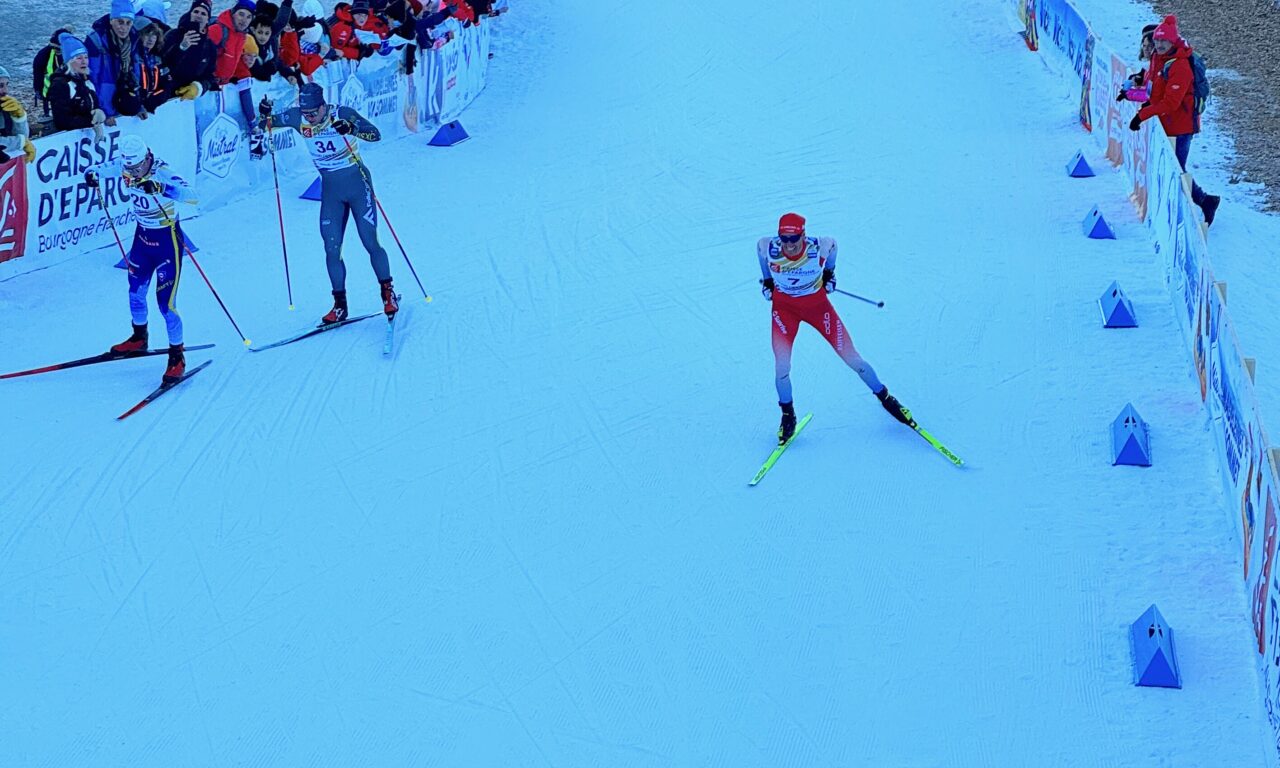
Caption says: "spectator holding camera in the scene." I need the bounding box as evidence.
[0,67,34,164]
[163,0,219,99]
[1128,15,1221,226]
[85,0,145,122]
[48,34,107,133]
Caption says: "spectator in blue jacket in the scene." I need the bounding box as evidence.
[86,0,144,123]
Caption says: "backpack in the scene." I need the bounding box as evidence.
[1164,52,1210,114]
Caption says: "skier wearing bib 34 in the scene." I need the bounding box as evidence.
[759,213,913,443]
[85,135,198,385]
[257,82,397,324]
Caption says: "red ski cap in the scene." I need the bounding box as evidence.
[778,212,806,236]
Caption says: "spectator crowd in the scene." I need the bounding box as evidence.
[0,0,507,162]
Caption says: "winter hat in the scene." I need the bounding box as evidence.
[134,16,153,32]
[1153,15,1181,43]
[119,135,151,167]
[778,212,806,236]
[233,0,257,14]
[0,66,10,81]
[135,0,172,23]
[298,82,326,110]
[111,0,137,20]
[189,0,212,14]
[59,34,89,62]
[350,0,371,13]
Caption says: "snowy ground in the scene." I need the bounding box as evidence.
[0,1,1272,765]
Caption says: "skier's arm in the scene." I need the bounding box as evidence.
[336,106,379,141]
[757,238,773,281]
[258,104,303,132]
[84,157,124,184]
[150,166,199,204]
[820,237,838,272]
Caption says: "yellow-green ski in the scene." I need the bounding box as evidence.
[749,413,813,486]
[912,420,964,467]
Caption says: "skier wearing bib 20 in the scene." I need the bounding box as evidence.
[85,135,198,385]
[759,213,913,444]
[257,82,397,324]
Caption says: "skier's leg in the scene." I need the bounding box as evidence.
[111,231,156,353]
[319,181,350,291]
[152,226,184,347]
[809,299,884,393]
[349,172,391,282]
[771,304,801,404]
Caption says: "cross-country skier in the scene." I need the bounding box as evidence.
[257,82,398,324]
[758,212,913,443]
[85,135,198,385]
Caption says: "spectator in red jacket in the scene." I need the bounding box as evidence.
[1129,15,1220,225]
[330,1,390,60]
[207,0,257,84]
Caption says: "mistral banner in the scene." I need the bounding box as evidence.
[7,21,492,271]
[1011,0,1280,762]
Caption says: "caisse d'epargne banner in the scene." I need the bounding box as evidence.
[6,20,494,271]
[24,100,196,262]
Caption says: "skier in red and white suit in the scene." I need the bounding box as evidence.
[758,212,914,443]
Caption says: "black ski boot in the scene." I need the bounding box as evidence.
[876,387,916,427]
[321,290,349,325]
[778,401,797,445]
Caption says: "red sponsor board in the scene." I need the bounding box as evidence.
[0,156,28,263]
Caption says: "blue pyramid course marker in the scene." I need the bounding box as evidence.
[1098,281,1137,328]
[429,120,470,147]
[1066,150,1095,177]
[1082,206,1116,239]
[1129,604,1182,688]
[1111,403,1151,466]
[299,176,322,201]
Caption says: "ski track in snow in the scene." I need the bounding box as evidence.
[0,0,1273,765]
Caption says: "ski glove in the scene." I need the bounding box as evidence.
[84,170,99,188]
[1129,114,1142,132]
[331,118,355,135]
[1115,89,1127,103]
[0,96,26,118]
[760,278,775,300]
[131,178,164,195]
[822,268,836,294]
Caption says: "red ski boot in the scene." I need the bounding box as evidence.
[321,290,349,325]
[162,344,185,386]
[380,279,399,317]
[110,323,149,355]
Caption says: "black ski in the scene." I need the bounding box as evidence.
[116,360,213,420]
[1,344,216,380]
[248,312,382,353]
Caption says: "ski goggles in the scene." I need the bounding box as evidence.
[778,233,803,244]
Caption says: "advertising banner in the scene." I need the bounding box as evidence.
[25,101,196,262]
[0,156,28,263]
